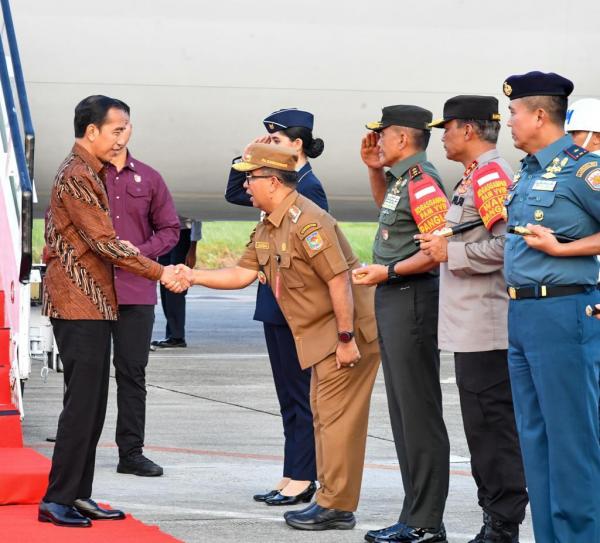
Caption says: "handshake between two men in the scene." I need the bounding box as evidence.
[160,264,195,294]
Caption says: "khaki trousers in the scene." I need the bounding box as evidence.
[310,338,380,511]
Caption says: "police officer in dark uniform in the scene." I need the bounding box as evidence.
[225,108,327,505]
[503,71,600,543]
[353,106,449,543]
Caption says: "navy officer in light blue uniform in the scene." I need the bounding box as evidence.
[225,108,328,505]
[503,71,600,543]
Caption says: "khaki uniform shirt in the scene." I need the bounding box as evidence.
[238,191,377,369]
[373,151,444,266]
[438,149,512,352]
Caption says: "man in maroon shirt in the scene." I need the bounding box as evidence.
[104,106,180,477]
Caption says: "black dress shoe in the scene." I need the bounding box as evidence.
[117,454,164,476]
[365,521,408,542]
[151,338,187,348]
[285,504,356,531]
[283,501,318,520]
[73,498,125,520]
[253,489,279,502]
[38,501,92,527]
[265,481,316,506]
[374,522,447,542]
[482,517,519,543]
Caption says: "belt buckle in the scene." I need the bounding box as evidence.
[508,286,517,300]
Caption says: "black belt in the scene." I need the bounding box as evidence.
[383,273,437,286]
[507,284,591,300]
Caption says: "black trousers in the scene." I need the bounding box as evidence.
[158,228,191,340]
[112,305,155,458]
[44,319,112,505]
[375,278,449,529]
[263,323,316,481]
[454,350,528,524]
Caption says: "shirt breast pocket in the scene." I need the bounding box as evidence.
[379,209,398,226]
[526,191,556,208]
[278,253,304,288]
[126,183,152,213]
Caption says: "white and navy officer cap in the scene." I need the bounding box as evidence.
[263,108,314,134]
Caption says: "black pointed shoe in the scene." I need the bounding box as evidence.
[265,481,316,506]
[253,489,279,502]
[73,498,125,520]
[117,453,163,476]
[365,521,408,542]
[285,504,356,531]
[38,501,92,527]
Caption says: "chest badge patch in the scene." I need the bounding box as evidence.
[585,168,600,191]
[134,174,142,183]
[255,241,270,250]
[305,230,324,251]
[534,209,544,221]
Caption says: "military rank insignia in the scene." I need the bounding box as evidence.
[288,205,302,223]
[472,163,511,230]
[407,174,449,234]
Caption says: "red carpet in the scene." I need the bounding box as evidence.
[0,448,49,504]
[0,504,183,542]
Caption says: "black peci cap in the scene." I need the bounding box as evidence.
[366,105,432,132]
[502,71,574,100]
[429,95,501,128]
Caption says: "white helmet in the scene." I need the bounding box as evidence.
[565,98,600,132]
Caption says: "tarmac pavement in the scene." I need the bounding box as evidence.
[23,284,534,542]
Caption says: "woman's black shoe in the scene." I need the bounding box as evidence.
[265,481,317,506]
[253,489,279,502]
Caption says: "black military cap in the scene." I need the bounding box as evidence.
[366,105,432,132]
[429,95,501,128]
[502,71,574,100]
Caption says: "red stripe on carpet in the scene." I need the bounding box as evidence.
[0,504,183,542]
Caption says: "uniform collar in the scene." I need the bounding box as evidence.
[476,148,500,164]
[107,151,137,173]
[267,190,299,228]
[530,133,573,169]
[72,142,104,174]
[298,161,311,177]
[389,151,427,179]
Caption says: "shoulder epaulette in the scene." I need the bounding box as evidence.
[408,164,423,180]
[564,144,588,161]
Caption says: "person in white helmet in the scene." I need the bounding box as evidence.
[565,98,600,153]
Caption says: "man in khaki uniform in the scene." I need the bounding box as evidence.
[181,143,380,531]
[417,96,527,543]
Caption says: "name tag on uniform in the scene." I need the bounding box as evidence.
[531,179,557,191]
[382,193,401,210]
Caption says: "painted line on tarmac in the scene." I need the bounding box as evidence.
[33,441,471,476]
[109,502,534,542]
[149,353,269,359]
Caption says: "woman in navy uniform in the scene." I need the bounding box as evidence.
[225,108,328,505]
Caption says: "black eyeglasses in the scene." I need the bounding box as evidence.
[245,174,274,182]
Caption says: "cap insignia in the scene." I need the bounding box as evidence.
[503,81,512,97]
[268,123,275,130]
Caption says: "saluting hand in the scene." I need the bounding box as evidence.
[243,135,272,157]
[522,223,562,256]
[336,339,361,369]
[360,132,384,169]
[352,265,387,286]
[416,233,448,262]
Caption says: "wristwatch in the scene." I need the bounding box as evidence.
[337,331,355,343]
[388,261,401,282]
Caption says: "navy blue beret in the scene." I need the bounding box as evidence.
[502,71,574,100]
[263,108,314,133]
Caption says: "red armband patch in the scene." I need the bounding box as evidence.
[408,175,449,234]
[472,163,511,230]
